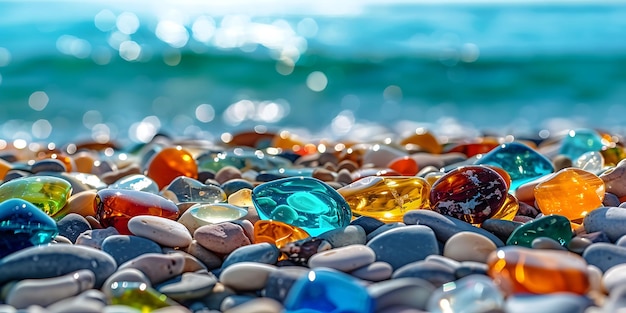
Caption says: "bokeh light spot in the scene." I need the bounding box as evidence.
[306,71,328,92]
[29,91,49,111]
[195,104,215,123]
[32,119,52,139]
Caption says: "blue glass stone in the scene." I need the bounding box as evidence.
[559,129,604,161]
[0,198,58,258]
[162,176,226,204]
[427,274,504,313]
[475,142,554,191]
[259,168,315,178]
[252,177,352,236]
[284,269,375,313]
[111,174,160,194]
[196,148,292,172]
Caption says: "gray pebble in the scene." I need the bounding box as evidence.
[349,216,385,234]
[567,237,593,255]
[367,225,439,270]
[157,272,218,302]
[454,261,488,279]
[367,277,435,312]
[318,225,366,248]
[75,227,120,249]
[391,260,456,287]
[102,268,152,298]
[582,242,626,272]
[56,214,91,243]
[583,206,626,242]
[220,295,257,312]
[263,266,309,303]
[532,237,567,250]
[504,293,592,313]
[366,222,406,242]
[101,235,163,265]
[480,219,523,243]
[31,159,66,173]
[221,243,280,269]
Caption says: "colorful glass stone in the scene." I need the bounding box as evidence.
[259,168,315,178]
[506,214,572,247]
[446,139,500,157]
[111,174,160,194]
[284,269,375,313]
[601,146,626,167]
[0,198,58,258]
[227,188,253,207]
[338,176,430,222]
[146,147,198,190]
[196,148,291,172]
[559,129,604,161]
[489,193,519,222]
[475,142,554,191]
[387,156,419,176]
[427,274,504,313]
[0,176,72,217]
[252,177,352,236]
[109,282,178,311]
[185,203,247,225]
[254,220,310,248]
[162,176,226,204]
[400,129,442,154]
[573,151,605,174]
[94,189,179,235]
[534,168,605,221]
[487,246,590,295]
[350,168,402,182]
[430,165,507,224]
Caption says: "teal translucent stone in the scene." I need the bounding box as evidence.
[111,174,160,194]
[259,168,315,178]
[162,176,226,204]
[0,198,58,258]
[196,148,291,172]
[475,142,554,191]
[284,269,375,313]
[506,214,572,247]
[252,177,352,236]
[427,274,504,313]
[559,129,604,161]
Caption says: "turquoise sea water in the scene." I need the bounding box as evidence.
[1,1,626,145]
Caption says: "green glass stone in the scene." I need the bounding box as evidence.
[109,282,178,312]
[196,148,291,172]
[506,214,573,247]
[0,176,72,217]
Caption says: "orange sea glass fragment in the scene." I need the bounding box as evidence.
[387,156,419,176]
[487,246,590,295]
[400,130,442,154]
[445,139,500,157]
[534,168,605,221]
[489,193,518,222]
[146,147,198,190]
[254,220,310,248]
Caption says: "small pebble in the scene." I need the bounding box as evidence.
[128,215,193,248]
[219,262,277,291]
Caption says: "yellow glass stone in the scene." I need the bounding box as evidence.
[337,176,430,222]
[534,168,605,221]
[489,193,519,222]
[228,188,253,207]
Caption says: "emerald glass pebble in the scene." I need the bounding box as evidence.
[252,177,351,236]
[559,129,604,161]
[0,198,58,258]
[109,282,178,312]
[0,176,72,217]
[506,214,573,248]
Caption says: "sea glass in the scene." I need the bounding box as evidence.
[601,146,626,167]
[489,193,519,221]
[146,146,198,190]
[446,139,500,157]
[559,129,604,161]
[399,129,442,154]
[430,165,507,224]
[487,246,590,295]
[252,177,352,236]
[111,174,160,194]
[94,189,179,235]
[196,148,291,172]
[254,220,310,248]
[283,269,375,313]
[427,274,504,313]
[0,198,58,258]
[162,176,226,204]
[475,142,554,192]
[506,214,572,247]
[534,168,605,221]
[0,176,72,217]
[109,282,178,312]
[186,203,247,224]
[337,176,430,222]
[573,151,605,174]
[387,156,419,176]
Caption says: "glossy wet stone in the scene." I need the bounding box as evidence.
[582,242,626,272]
[163,176,226,205]
[429,165,507,224]
[559,128,604,161]
[5,269,95,309]
[534,168,605,221]
[283,268,375,313]
[487,246,589,295]
[583,206,626,242]
[506,214,572,248]
[197,148,290,172]
[94,189,179,235]
[110,174,160,194]
[221,242,281,269]
[109,282,179,311]
[574,151,605,173]
[366,225,439,270]
[178,203,248,233]
[475,142,554,191]
[253,220,310,249]
[0,198,58,258]
[252,177,352,236]
[146,146,198,190]
[426,274,504,313]
[0,176,73,217]
[337,176,430,223]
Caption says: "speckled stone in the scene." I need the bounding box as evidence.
[101,235,163,265]
[56,213,91,243]
[367,225,439,270]
[118,253,186,285]
[194,222,251,255]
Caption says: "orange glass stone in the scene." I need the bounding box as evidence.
[487,246,590,295]
[227,130,276,148]
[400,130,442,154]
[271,131,310,155]
[387,156,419,176]
[146,147,198,190]
[445,139,500,157]
[254,220,310,248]
[534,168,605,221]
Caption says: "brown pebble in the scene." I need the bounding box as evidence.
[73,152,97,174]
[322,162,337,172]
[85,216,102,229]
[186,240,223,270]
[215,166,243,185]
[312,168,337,182]
[552,154,572,171]
[100,164,141,185]
[335,168,353,184]
[63,190,98,218]
[600,159,626,198]
[337,160,358,172]
[194,222,251,255]
[118,253,185,285]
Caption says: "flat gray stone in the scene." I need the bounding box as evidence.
[583,242,626,272]
[156,272,218,301]
[367,277,435,312]
[367,225,439,270]
[584,207,626,242]
[101,235,163,265]
[221,243,280,269]
[504,293,592,313]
[56,213,91,243]
[318,225,366,248]
[392,260,456,287]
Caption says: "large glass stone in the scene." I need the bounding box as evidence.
[254,220,310,249]
[427,274,504,313]
[110,174,160,194]
[109,282,178,311]
[475,142,554,191]
[283,269,375,313]
[162,176,226,204]
[573,151,605,174]
[0,176,72,217]
[506,214,572,247]
[559,129,604,161]
[0,198,58,258]
[337,176,430,222]
[146,146,198,190]
[252,177,351,236]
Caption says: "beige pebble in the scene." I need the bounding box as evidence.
[219,262,277,291]
[600,160,626,198]
[443,231,496,263]
[162,248,208,272]
[118,253,185,285]
[73,151,97,174]
[152,306,193,313]
[215,166,242,185]
[5,270,95,309]
[514,174,552,204]
[312,168,337,182]
[308,244,376,272]
[227,188,253,207]
[63,190,98,218]
[52,235,73,245]
[350,261,393,282]
[223,297,283,313]
[102,268,152,298]
[194,222,251,255]
[185,240,223,270]
[100,164,141,185]
[128,215,192,248]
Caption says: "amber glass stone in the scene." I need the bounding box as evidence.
[254,220,310,248]
[430,165,507,224]
[338,176,430,222]
[94,189,179,235]
[534,168,605,221]
[489,193,518,222]
[602,146,626,167]
[484,165,512,190]
[227,130,276,148]
[350,168,401,182]
[387,156,419,176]
[146,147,198,190]
[487,246,589,295]
[399,130,442,154]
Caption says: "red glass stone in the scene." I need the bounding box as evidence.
[146,147,198,190]
[387,156,419,176]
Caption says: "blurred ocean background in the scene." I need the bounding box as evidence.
[1,0,626,146]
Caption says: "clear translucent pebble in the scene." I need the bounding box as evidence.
[426,274,504,313]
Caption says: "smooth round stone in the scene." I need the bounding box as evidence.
[215,166,243,184]
[221,179,255,197]
[102,268,152,298]
[507,214,573,248]
[0,176,73,216]
[118,253,186,285]
[350,216,385,234]
[404,209,504,248]
[604,192,621,207]
[31,159,67,174]
[128,215,192,248]
[454,261,489,279]
[367,277,435,312]
[350,261,393,282]
[366,222,406,242]
[317,225,367,248]
[61,190,98,219]
[0,198,58,258]
[185,240,223,270]
[601,160,626,198]
[194,222,251,255]
[426,274,504,313]
[0,244,116,287]
[56,213,91,243]
[221,242,280,269]
[220,295,260,312]
[219,262,277,291]
[602,263,626,293]
[227,188,253,208]
[178,203,248,234]
[47,295,106,313]
[532,237,567,250]
[443,231,496,263]
[480,219,524,243]
[583,242,626,272]
[504,293,593,313]
[5,269,95,309]
[391,260,456,287]
[308,244,376,272]
[425,254,461,270]
[101,235,163,265]
[110,174,160,194]
[163,249,207,273]
[264,266,310,303]
[221,297,283,313]
[75,227,120,249]
[568,236,593,254]
[366,225,439,270]
[584,207,626,242]
[156,272,218,301]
